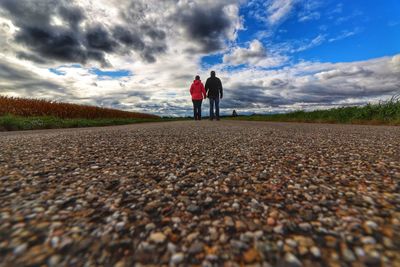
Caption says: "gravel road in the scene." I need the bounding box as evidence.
[0,121,399,267]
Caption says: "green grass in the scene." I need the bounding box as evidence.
[226,96,400,126]
[0,115,176,131]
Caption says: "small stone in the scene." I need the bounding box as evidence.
[298,246,308,255]
[365,220,378,230]
[188,242,204,254]
[232,203,240,209]
[48,255,61,267]
[115,221,125,231]
[14,243,28,255]
[149,232,166,244]
[273,225,284,234]
[170,252,184,264]
[243,248,259,263]
[187,232,199,242]
[235,220,246,231]
[312,205,321,213]
[285,239,297,248]
[224,216,234,227]
[284,252,302,267]
[342,248,356,262]
[299,222,311,231]
[267,217,276,226]
[187,204,200,213]
[325,236,338,248]
[145,223,156,231]
[362,196,375,205]
[310,247,321,258]
[361,236,376,245]
[205,196,213,203]
[91,165,99,170]
[167,242,177,253]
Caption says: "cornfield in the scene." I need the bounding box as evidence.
[0,95,159,119]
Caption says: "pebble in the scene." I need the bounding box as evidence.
[361,236,376,245]
[149,232,166,244]
[273,225,284,234]
[267,217,276,226]
[298,222,311,231]
[145,223,156,231]
[342,248,356,262]
[310,246,321,258]
[187,204,200,213]
[284,252,302,267]
[188,242,204,254]
[1,121,398,267]
[170,252,184,264]
[13,243,28,255]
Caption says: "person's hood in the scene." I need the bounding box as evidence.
[193,80,201,84]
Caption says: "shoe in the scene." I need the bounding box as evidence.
[216,117,220,121]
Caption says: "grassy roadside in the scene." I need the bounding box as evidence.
[226,96,400,126]
[0,115,179,131]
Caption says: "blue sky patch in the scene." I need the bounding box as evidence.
[91,69,132,79]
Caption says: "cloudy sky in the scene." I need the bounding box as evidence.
[0,0,399,116]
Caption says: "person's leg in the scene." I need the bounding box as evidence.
[192,100,197,120]
[209,98,214,120]
[195,100,201,120]
[215,98,220,120]
[198,100,202,120]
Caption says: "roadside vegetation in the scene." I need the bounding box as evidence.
[0,96,164,131]
[227,95,400,126]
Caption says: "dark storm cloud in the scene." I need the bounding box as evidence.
[0,62,63,95]
[16,51,48,64]
[86,25,117,53]
[174,4,235,53]
[0,0,168,65]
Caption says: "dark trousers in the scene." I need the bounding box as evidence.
[192,100,203,120]
[209,97,220,119]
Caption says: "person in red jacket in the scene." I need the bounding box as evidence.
[190,75,207,120]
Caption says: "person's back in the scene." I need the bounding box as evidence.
[205,71,223,120]
[205,72,223,99]
[190,75,206,120]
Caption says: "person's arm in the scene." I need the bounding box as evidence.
[204,79,209,98]
[190,84,194,95]
[201,83,206,99]
[219,79,223,99]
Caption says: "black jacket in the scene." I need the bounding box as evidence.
[205,76,223,99]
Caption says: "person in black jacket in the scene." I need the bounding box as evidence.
[205,71,223,120]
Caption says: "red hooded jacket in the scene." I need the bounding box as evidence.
[190,80,206,100]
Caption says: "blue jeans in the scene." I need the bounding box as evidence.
[192,100,202,120]
[209,98,220,119]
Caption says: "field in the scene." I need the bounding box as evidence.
[228,95,400,125]
[0,96,159,119]
[0,96,162,131]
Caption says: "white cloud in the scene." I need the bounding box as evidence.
[295,34,326,52]
[267,0,297,26]
[391,54,400,71]
[223,40,287,67]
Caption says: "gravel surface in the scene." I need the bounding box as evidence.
[0,121,399,267]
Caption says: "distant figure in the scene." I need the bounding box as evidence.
[232,110,238,117]
[205,71,223,121]
[190,75,206,120]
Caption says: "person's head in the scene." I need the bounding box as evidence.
[195,75,200,80]
[210,71,216,77]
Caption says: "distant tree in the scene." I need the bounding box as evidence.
[232,110,238,117]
